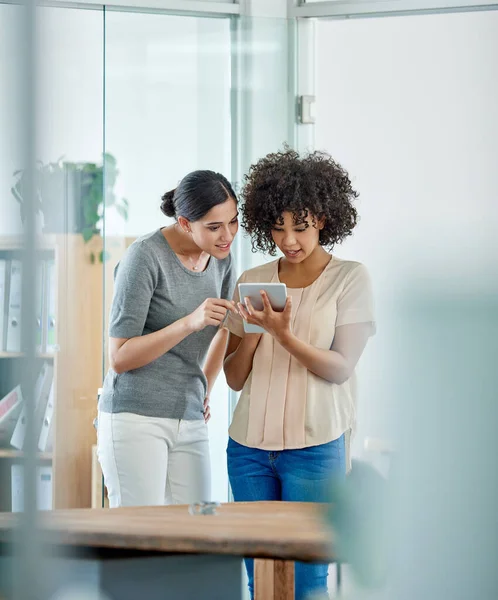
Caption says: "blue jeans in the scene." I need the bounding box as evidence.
[227,435,346,600]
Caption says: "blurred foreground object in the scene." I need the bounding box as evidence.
[327,459,389,590]
[326,285,498,600]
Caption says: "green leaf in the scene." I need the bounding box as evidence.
[11,185,22,203]
[99,250,110,263]
[115,203,129,221]
[82,227,94,243]
[103,152,116,166]
[83,201,100,224]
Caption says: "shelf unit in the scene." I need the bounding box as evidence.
[0,234,105,511]
[0,352,55,359]
[0,449,52,461]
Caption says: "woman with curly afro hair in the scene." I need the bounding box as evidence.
[224,148,376,600]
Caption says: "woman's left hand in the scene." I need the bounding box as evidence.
[203,396,211,423]
[238,291,293,343]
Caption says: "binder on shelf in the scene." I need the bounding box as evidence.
[0,385,24,445]
[5,259,22,353]
[0,259,7,351]
[0,257,54,355]
[45,259,56,353]
[35,260,46,354]
[11,464,53,512]
[38,380,54,452]
[10,362,54,450]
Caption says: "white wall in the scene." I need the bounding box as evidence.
[0,7,232,240]
[0,6,103,237]
[104,12,231,238]
[315,11,498,459]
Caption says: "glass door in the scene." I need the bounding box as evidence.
[0,1,293,515]
[0,2,105,514]
[102,9,233,504]
[102,8,294,504]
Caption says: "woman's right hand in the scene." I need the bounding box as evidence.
[187,298,236,332]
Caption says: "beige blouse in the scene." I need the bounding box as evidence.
[226,256,375,461]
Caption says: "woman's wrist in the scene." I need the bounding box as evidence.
[274,329,295,348]
[178,315,196,336]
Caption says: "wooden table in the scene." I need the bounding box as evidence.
[0,502,336,600]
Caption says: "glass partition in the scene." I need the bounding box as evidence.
[231,15,294,273]
[102,11,292,504]
[0,4,292,518]
[0,3,104,517]
[102,10,233,504]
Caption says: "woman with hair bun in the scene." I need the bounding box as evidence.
[98,170,239,508]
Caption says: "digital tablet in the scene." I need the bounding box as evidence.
[238,282,287,334]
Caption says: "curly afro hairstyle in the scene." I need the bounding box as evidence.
[241,147,359,256]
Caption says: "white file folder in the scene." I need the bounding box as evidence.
[10,362,54,450]
[6,259,22,352]
[11,464,53,512]
[35,261,46,354]
[0,259,7,351]
[45,259,57,353]
[38,380,54,452]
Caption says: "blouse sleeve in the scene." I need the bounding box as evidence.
[335,263,376,334]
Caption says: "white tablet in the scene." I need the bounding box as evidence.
[238,282,287,334]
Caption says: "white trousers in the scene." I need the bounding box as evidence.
[97,411,211,508]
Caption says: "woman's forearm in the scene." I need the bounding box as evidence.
[277,332,350,384]
[224,335,261,392]
[110,317,194,374]
[203,328,229,396]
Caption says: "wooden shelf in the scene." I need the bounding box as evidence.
[0,352,55,359]
[0,234,56,252]
[0,234,120,510]
[0,449,52,461]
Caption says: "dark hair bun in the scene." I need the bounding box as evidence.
[161,171,237,222]
[160,189,176,217]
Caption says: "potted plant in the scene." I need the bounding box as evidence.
[11,153,129,247]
